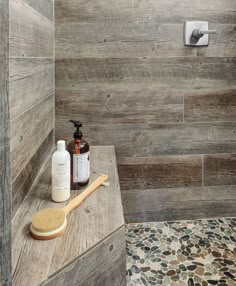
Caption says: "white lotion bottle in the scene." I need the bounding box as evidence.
[52,140,71,202]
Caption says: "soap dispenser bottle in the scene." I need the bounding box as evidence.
[67,120,90,189]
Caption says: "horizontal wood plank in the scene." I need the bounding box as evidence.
[122,186,236,223]
[12,130,53,218]
[204,154,236,186]
[10,96,54,180]
[43,227,125,286]
[118,155,202,190]
[56,23,196,59]
[10,0,53,57]
[122,195,236,223]
[56,23,236,59]
[130,122,236,156]
[55,0,236,24]
[9,58,54,120]
[56,86,183,125]
[56,57,236,84]
[184,89,236,122]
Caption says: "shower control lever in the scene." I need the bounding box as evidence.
[192,28,216,40]
[184,21,216,47]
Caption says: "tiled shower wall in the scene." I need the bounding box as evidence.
[55,0,236,221]
[9,0,54,217]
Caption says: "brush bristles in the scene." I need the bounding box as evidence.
[31,208,66,233]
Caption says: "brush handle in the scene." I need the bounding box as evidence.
[63,175,108,215]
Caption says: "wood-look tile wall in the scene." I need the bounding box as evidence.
[55,0,236,222]
[10,0,54,217]
[0,0,12,284]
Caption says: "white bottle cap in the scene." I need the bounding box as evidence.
[57,140,66,151]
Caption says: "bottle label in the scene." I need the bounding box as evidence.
[52,161,70,192]
[73,152,90,183]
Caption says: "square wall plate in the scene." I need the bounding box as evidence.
[184,21,209,46]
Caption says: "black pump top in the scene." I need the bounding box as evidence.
[70,120,83,139]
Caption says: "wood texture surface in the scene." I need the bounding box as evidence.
[9,0,55,223]
[55,0,236,223]
[10,96,54,181]
[122,187,236,223]
[204,154,236,186]
[118,156,202,190]
[12,146,125,286]
[10,0,53,57]
[56,57,236,83]
[0,1,12,285]
[55,0,236,24]
[184,89,236,122]
[12,131,54,218]
[9,58,54,120]
[43,227,126,286]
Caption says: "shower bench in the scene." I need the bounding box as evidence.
[12,146,126,286]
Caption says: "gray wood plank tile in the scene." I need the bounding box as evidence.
[56,85,183,125]
[121,185,236,222]
[12,130,54,218]
[130,122,236,156]
[56,23,196,59]
[55,0,236,24]
[184,89,236,122]
[204,154,236,186]
[9,58,54,120]
[10,0,53,57]
[55,58,236,84]
[10,96,54,180]
[118,155,202,190]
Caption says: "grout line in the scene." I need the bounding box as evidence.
[9,56,53,59]
[182,94,185,123]
[10,93,53,122]
[12,149,54,223]
[202,154,204,187]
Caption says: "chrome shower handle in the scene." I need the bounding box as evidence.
[192,28,216,39]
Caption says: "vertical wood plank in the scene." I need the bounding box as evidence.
[0,0,12,284]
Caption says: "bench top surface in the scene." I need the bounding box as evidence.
[12,146,124,286]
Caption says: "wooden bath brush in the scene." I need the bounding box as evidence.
[30,174,108,240]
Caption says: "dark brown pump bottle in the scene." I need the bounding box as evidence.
[67,120,90,189]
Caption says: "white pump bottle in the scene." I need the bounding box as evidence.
[52,140,71,202]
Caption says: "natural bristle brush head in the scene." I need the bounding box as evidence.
[30,208,67,240]
[30,174,109,240]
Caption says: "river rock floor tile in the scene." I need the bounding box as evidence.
[126,218,236,286]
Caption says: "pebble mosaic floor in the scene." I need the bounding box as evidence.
[126,218,236,286]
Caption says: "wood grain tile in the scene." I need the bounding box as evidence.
[204,154,236,186]
[56,85,183,125]
[10,0,53,57]
[10,96,54,180]
[56,58,236,84]
[55,0,236,24]
[184,90,236,122]
[118,155,202,190]
[56,23,196,59]
[12,130,53,218]
[130,122,236,156]
[9,58,54,119]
